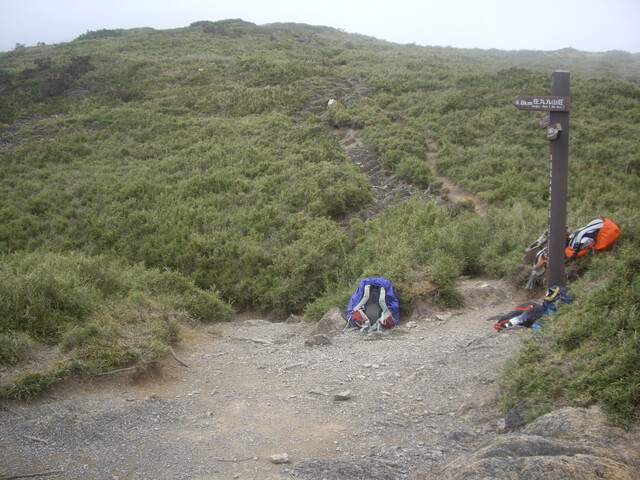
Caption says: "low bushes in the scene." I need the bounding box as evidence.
[1,22,639,418]
[0,251,233,399]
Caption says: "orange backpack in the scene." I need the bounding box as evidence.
[565,218,620,260]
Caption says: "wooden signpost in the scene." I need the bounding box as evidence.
[513,71,570,287]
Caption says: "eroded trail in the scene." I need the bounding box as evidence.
[425,139,489,215]
[333,126,488,226]
[1,278,528,480]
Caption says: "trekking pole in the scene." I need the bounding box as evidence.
[525,270,537,290]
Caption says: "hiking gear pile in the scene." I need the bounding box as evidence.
[347,277,400,333]
[525,218,620,289]
[565,218,620,259]
[494,285,571,331]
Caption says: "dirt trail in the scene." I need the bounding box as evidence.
[0,278,532,480]
[333,127,488,226]
[425,139,489,215]
[333,126,424,226]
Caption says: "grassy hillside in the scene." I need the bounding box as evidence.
[1,19,639,425]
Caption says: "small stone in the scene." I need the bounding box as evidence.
[334,390,352,401]
[305,334,331,347]
[269,453,290,464]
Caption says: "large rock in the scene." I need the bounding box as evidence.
[430,406,639,479]
[308,307,347,336]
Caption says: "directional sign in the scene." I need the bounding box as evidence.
[513,95,570,112]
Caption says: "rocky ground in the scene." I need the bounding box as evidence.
[3,277,638,480]
[0,278,527,479]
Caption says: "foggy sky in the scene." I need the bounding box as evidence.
[1,0,639,53]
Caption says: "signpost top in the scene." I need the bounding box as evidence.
[513,95,570,112]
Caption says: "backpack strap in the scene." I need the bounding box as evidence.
[376,287,394,328]
[350,285,371,327]
[566,219,604,259]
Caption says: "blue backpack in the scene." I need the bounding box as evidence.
[347,278,400,332]
[494,286,571,331]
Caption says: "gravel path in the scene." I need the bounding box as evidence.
[1,277,532,479]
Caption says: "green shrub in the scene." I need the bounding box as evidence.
[501,341,562,422]
[77,344,141,372]
[145,316,182,345]
[303,287,352,320]
[0,332,37,365]
[0,361,74,401]
[325,102,352,127]
[395,156,435,188]
[0,253,101,340]
[59,322,109,352]
[178,289,234,323]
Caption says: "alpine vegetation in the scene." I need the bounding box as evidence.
[1,19,639,425]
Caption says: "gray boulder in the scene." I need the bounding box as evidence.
[430,406,636,479]
[308,307,347,336]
